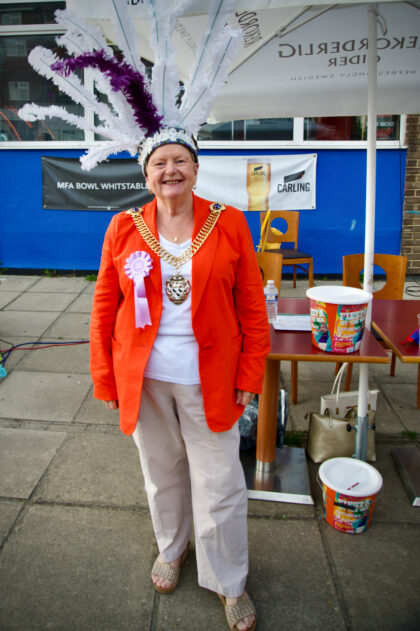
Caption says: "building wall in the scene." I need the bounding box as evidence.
[0,146,406,275]
[402,115,420,274]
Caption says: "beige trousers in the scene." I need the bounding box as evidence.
[132,378,249,597]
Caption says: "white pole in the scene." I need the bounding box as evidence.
[355,5,377,461]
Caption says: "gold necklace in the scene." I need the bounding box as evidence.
[127,202,225,304]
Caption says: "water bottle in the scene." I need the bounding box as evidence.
[264,280,278,323]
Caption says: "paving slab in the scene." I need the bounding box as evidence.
[83,281,97,294]
[33,431,147,508]
[66,292,94,313]
[247,495,316,519]
[43,312,90,339]
[17,339,90,373]
[156,519,346,631]
[380,383,420,432]
[0,371,91,422]
[0,504,156,631]
[75,387,119,424]
[323,521,420,631]
[0,500,24,544]
[0,276,40,292]
[0,310,59,337]
[4,292,78,312]
[27,277,89,293]
[0,336,35,370]
[0,428,66,498]
[369,360,418,383]
[372,445,420,523]
[292,360,417,387]
[0,291,21,309]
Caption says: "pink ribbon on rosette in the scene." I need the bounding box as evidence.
[124,251,153,328]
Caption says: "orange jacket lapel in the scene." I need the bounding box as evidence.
[191,195,219,319]
[140,199,162,301]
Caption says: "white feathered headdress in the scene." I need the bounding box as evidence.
[18,0,240,171]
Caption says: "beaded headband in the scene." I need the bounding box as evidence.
[139,128,198,173]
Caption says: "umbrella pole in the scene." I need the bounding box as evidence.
[356,5,377,461]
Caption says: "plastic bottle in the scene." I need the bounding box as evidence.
[264,279,278,323]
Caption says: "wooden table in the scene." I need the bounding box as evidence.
[256,297,390,466]
[371,299,420,507]
[372,299,420,408]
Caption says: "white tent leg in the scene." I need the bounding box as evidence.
[356,5,378,461]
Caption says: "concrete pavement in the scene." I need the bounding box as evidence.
[0,274,419,631]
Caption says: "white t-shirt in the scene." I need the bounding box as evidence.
[144,234,200,384]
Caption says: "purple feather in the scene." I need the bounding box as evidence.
[51,50,162,136]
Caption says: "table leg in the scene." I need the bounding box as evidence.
[417,365,420,409]
[308,259,314,288]
[291,360,298,404]
[256,358,280,467]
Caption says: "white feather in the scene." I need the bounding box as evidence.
[108,0,148,80]
[145,0,196,126]
[80,140,139,171]
[180,28,239,133]
[182,0,237,96]
[55,9,113,56]
[18,103,122,141]
[28,47,120,129]
[93,71,140,135]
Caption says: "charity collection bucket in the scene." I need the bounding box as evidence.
[306,286,372,353]
[318,457,383,534]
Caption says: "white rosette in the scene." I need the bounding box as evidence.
[124,251,153,328]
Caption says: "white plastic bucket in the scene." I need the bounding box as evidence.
[306,286,372,353]
[319,457,383,534]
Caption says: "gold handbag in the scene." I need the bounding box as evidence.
[306,408,376,464]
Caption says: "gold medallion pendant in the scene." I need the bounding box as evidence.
[128,202,225,306]
[166,273,191,304]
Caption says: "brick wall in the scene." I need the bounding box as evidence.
[402,115,420,274]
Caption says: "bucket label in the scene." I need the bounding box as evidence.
[310,300,368,353]
[322,485,374,534]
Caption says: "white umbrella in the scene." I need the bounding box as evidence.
[68,0,420,459]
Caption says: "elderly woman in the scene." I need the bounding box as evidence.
[90,134,270,631]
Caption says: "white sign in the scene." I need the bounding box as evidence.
[195,154,317,211]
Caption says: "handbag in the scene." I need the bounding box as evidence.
[320,362,379,417]
[306,363,377,463]
[306,407,376,463]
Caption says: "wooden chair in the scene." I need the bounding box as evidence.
[340,253,407,387]
[255,251,283,296]
[259,211,313,288]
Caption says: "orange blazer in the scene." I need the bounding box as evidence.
[90,194,270,435]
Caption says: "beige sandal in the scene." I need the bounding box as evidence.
[151,542,190,594]
[218,592,257,631]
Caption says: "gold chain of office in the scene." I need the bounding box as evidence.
[127,202,225,270]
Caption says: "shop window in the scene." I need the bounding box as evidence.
[8,81,29,101]
[0,34,83,141]
[0,2,65,26]
[1,11,21,25]
[304,115,400,141]
[198,118,294,141]
[6,37,27,56]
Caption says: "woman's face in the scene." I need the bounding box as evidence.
[145,144,198,202]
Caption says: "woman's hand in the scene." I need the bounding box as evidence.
[235,390,256,407]
[104,400,119,410]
